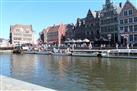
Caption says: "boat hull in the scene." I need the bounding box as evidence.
[51,52,71,56]
[24,51,51,55]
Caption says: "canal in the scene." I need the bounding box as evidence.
[0,53,137,91]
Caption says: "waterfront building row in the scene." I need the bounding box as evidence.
[8,0,137,47]
[75,0,137,46]
[39,0,137,47]
[96,0,137,46]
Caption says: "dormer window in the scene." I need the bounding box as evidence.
[129,9,133,15]
[124,11,128,16]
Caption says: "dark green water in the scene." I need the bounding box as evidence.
[0,53,137,91]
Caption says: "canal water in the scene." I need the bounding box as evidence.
[0,53,137,91]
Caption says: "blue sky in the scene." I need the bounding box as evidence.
[0,0,137,39]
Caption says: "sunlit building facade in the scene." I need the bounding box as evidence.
[9,24,35,45]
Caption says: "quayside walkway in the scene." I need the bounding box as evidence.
[0,75,56,91]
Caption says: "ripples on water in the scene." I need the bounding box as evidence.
[0,53,137,91]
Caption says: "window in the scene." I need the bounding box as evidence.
[120,20,123,24]
[16,29,20,32]
[23,38,32,41]
[134,25,137,31]
[114,25,118,32]
[114,17,117,22]
[23,34,32,37]
[25,30,30,33]
[13,37,21,40]
[129,10,133,15]
[108,26,111,32]
[120,27,123,31]
[134,35,137,41]
[134,17,137,22]
[129,18,133,23]
[129,35,133,41]
[124,11,128,16]
[124,26,128,32]
[124,19,128,24]
[129,26,133,32]
[14,33,21,36]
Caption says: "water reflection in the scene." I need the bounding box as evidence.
[0,54,137,91]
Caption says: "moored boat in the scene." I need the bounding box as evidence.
[71,50,102,57]
[51,48,72,56]
[103,49,137,59]
[13,49,23,54]
[35,51,51,55]
[24,50,51,55]
[24,51,36,54]
[71,49,137,59]
[12,45,23,54]
[51,52,72,56]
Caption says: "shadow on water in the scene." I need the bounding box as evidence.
[0,54,137,91]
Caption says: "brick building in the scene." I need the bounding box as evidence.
[41,24,66,45]
[39,27,50,44]
[9,24,35,45]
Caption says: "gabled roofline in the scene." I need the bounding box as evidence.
[120,0,137,14]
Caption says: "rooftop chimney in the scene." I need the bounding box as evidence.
[119,2,122,8]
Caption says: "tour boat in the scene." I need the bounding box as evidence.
[71,49,137,59]
[103,49,137,59]
[24,50,51,55]
[35,51,51,55]
[51,52,72,56]
[51,48,72,56]
[24,51,36,54]
[71,50,100,57]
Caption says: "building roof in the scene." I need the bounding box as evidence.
[48,25,60,33]
[119,0,137,16]
[86,9,96,18]
[10,24,33,32]
[123,0,137,11]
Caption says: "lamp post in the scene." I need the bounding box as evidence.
[124,34,129,49]
[122,34,129,48]
[107,34,111,48]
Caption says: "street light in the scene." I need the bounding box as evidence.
[107,34,111,48]
[121,34,129,49]
[124,34,129,49]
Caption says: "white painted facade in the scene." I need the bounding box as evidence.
[10,24,35,45]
